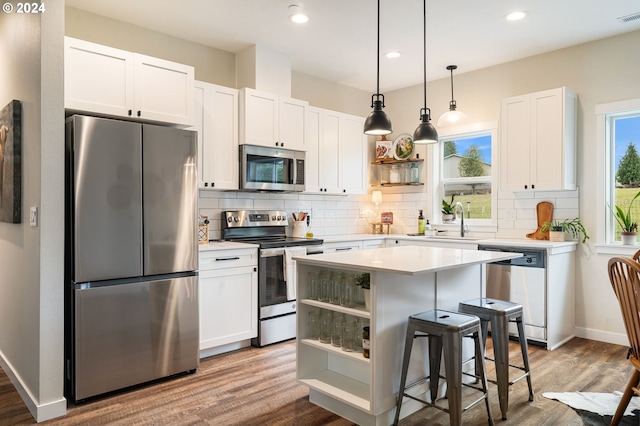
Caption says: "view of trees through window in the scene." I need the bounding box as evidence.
[613,115,640,239]
[441,134,492,220]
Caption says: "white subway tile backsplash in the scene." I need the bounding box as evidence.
[198,183,580,239]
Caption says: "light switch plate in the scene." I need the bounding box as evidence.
[29,206,38,227]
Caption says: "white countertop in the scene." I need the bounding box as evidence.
[198,241,258,252]
[296,245,521,275]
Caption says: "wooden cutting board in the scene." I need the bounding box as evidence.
[526,201,554,240]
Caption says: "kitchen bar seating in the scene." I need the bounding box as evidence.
[608,256,640,426]
[393,309,494,426]
[458,297,534,420]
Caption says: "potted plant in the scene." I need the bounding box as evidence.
[441,194,456,222]
[541,218,589,243]
[612,190,640,245]
[356,273,371,310]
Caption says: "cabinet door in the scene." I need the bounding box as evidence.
[339,113,367,194]
[239,88,279,147]
[192,82,238,190]
[304,107,323,193]
[279,97,308,151]
[199,265,258,350]
[192,83,208,188]
[319,110,341,193]
[209,84,239,190]
[500,94,531,191]
[133,54,194,126]
[64,37,134,117]
[530,88,576,191]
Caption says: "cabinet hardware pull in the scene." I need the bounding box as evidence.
[215,256,240,261]
[335,247,352,251]
[532,184,535,189]
[128,109,132,116]
[137,110,141,117]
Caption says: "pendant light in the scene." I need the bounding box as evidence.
[413,0,438,144]
[437,65,469,127]
[363,0,392,136]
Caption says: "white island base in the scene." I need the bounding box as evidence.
[295,246,520,425]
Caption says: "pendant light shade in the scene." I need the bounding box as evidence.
[437,65,468,127]
[364,0,392,135]
[413,0,438,144]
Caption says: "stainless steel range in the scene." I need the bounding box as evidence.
[222,210,324,346]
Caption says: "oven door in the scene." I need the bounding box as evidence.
[259,248,290,310]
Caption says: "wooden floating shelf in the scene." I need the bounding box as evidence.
[372,158,424,165]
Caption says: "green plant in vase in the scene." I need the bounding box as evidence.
[611,190,640,244]
[441,194,456,222]
[541,218,589,243]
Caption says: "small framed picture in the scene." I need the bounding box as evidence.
[381,212,394,224]
[375,140,392,161]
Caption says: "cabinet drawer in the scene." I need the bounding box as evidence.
[199,249,257,271]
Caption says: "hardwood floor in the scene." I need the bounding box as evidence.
[0,337,632,425]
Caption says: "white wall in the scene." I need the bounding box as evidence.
[0,2,66,422]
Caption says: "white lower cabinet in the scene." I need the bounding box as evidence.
[199,247,257,357]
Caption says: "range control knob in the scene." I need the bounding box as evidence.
[233,216,240,223]
[227,216,233,223]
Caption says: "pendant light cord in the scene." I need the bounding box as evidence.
[421,0,426,111]
[450,67,454,101]
[376,0,381,97]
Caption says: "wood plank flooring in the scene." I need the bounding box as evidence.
[0,337,632,425]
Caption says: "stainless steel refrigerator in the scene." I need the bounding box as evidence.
[64,115,199,403]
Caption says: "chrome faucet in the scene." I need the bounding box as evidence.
[454,202,466,237]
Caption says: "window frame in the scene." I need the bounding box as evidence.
[433,121,498,227]
[595,98,640,254]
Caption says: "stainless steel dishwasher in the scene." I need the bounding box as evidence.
[478,245,547,344]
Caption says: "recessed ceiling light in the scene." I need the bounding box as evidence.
[288,5,309,24]
[505,10,527,21]
[385,51,401,59]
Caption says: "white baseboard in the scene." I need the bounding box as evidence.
[200,339,252,359]
[0,350,66,422]
[575,327,629,347]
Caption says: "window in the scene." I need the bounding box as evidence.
[599,99,640,244]
[436,122,497,224]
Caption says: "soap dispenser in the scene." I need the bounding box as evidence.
[418,210,425,235]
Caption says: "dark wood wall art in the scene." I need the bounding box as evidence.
[0,100,21,223]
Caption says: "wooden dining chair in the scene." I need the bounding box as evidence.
[608,256,640,425]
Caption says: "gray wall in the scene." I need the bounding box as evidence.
[0,2,66,421]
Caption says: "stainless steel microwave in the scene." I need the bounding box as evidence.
[239,144,305,192]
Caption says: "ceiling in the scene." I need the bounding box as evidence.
[64,0,640,92]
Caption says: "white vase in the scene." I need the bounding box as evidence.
[621,232,638,245]
[363,289,370,311]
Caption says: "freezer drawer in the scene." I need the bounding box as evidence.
[72,275,198,401]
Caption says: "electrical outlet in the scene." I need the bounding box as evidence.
[29,206,38,227]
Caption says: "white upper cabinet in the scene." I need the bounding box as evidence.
[339,112,367,195]
[500,86,577,191]
[239,87,308,151]
[305,107,367,195]
[64,37,194,127]
[190,81,239,190]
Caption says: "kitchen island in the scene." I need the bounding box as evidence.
[295,245,520,426]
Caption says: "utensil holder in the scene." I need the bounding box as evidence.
[293,221,306,238]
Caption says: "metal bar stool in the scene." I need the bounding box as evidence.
[393,309,494,426]
[458,297,534,420]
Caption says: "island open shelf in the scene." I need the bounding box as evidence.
[295,245,521,425]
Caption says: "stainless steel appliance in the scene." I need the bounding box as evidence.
[478,245,547,345]
[222,210,323,346]
[239,144,305,192]
[64,115,199,403]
